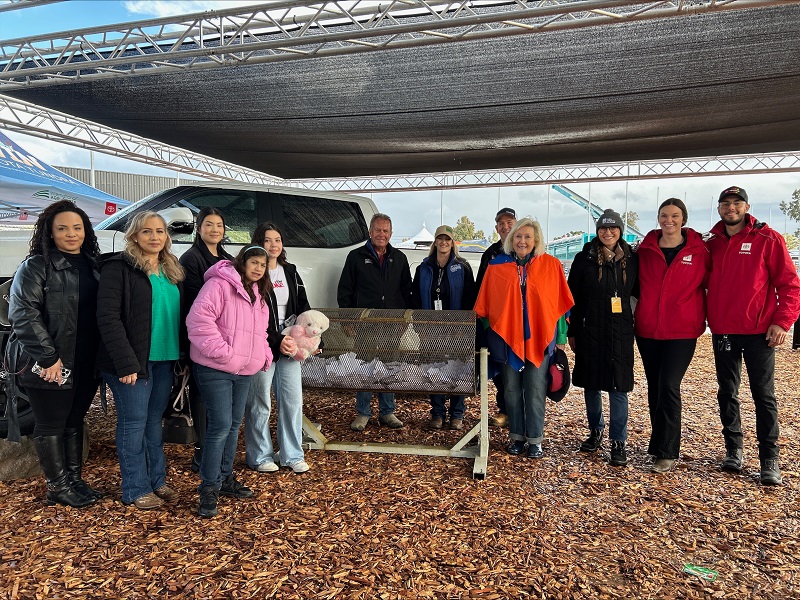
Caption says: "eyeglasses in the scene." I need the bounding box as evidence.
[719,200,746,208]
[597,227,619,232]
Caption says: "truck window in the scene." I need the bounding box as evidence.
[277,194,368,248]
[170,189,258,244]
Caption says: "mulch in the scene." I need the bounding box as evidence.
[1,335,799,599]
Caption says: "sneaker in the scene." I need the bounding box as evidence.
[609,440,628,466]
[289,460,310,474]
[133,492,164,510]
[721,448,743,472]
[220,475,253,499]
[526,443,543,459]
[350,415,370,431]
[489,413,508,427]
[254,461,279,473]
[760,458,783,486]
[154,484,178,501]
[426,417,444,430]
[198,489,219,518]
[650,458,676,473]
[580,429,604,453]
[449,418,463,431]
[379,413,404,428]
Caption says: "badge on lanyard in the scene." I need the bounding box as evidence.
[611,295,622,313]
[434,299,443,310]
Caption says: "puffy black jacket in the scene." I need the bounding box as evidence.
[95,252,185,378]
[6,252,98,391]
[265,261,312,359]
[179,242,233,309]
[337,243,412,309]
[567,239,638,392]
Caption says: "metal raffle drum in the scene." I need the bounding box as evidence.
[300,308,476,395]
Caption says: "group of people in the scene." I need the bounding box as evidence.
[340,187,800,486]
[6,184,800,521]
[7,202,312,518]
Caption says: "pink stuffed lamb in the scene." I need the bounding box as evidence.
[281,310,330,361]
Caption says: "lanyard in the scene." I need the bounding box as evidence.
[435,265,445,298]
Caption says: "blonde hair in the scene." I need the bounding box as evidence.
[124,211,185,284]
[503,217,546,257]
[427,230,461,259]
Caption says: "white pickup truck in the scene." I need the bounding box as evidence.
[1,181,433,437]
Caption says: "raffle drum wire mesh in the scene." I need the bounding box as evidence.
[300,308,476,395]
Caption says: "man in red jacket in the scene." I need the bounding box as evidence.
[706,186,800,485]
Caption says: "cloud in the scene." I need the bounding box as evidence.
[123,1,270,18]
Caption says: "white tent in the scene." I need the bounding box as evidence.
[397,223,435,249]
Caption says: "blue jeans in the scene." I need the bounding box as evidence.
[193,364,251,491]
[245,358,305,468]
[584,389,629,442]
[102,360,174,504]
[356,392,395,417]
[430,395,465,420]
[502,359,548,444]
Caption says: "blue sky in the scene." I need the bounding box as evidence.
[2,1,800,241]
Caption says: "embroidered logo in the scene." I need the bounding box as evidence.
[364,259,372,264]
[681,255,693,263]
[740,243,752,255]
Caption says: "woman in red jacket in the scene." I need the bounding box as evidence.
[634,198,710,473]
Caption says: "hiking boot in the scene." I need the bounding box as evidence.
[760,459,783,486]
[379,413,404,429]
[220,475,253,499]
[154,485,178,501]
[651,458,676,473]
[133,492,164,510]
[489,413,508,427]
[449,418,463,431]
[350,415,370,431]
[721,448,743,472]
[580,429,604,453]
[609,440,628,466]
[526,443,543,459]
[426,417,444,430]
[198,489,219,518]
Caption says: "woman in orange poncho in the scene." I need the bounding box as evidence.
[474,218,573,459]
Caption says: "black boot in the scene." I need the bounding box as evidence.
[580,429,604,452]
[32,435,96,508]
[63,428,103,500]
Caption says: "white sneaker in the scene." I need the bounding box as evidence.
[254,461,279,473]
[289,460,310,474]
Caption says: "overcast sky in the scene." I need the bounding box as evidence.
[4,1,800,242]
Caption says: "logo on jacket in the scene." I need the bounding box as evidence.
[364,259,373,265]
[740,243,752,255]
[681,255,693,263]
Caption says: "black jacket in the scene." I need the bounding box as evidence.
[567,239,638,392]
[475,239,504,291]
[337,242,412,309]
[179,242,233,308]
[6,252,99,391]
[95,252,185,379]
[265,262,311,359]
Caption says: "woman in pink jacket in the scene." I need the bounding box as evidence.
[634,199,710,474]
[187,246,273,518]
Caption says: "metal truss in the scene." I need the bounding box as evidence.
[0,0,62,14]
[285,153,800,192]
[0,94,283,185]
[1,0,795,89]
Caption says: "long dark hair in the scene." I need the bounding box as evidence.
[251,222,287,266]
[27,200,100,263]
[194,207,228,250]
[233,245,270,305]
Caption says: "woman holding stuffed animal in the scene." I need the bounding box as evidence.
[187,245,273,518]
[245,223,313,475]
[412,224,476,430]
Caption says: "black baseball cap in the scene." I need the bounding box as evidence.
[718,186,748,203]
[495,207,516,222]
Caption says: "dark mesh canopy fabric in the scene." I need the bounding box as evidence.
[8,4,800,178]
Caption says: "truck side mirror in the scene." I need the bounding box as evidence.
[159,207,195,235]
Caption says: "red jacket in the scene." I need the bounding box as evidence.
[634,228,710,340]
[706,215,800,334]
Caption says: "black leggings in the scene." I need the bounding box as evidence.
[27,362,100,437]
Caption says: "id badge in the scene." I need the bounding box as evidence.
[611,296,622,313]
[434,299,443,310]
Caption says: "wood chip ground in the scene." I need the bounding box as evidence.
[1,336,799,598]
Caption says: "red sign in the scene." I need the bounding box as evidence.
[19,210,28,221]
[105,202,117,215]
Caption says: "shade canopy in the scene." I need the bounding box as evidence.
[7,4,800,179]
[0,131,127,225]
